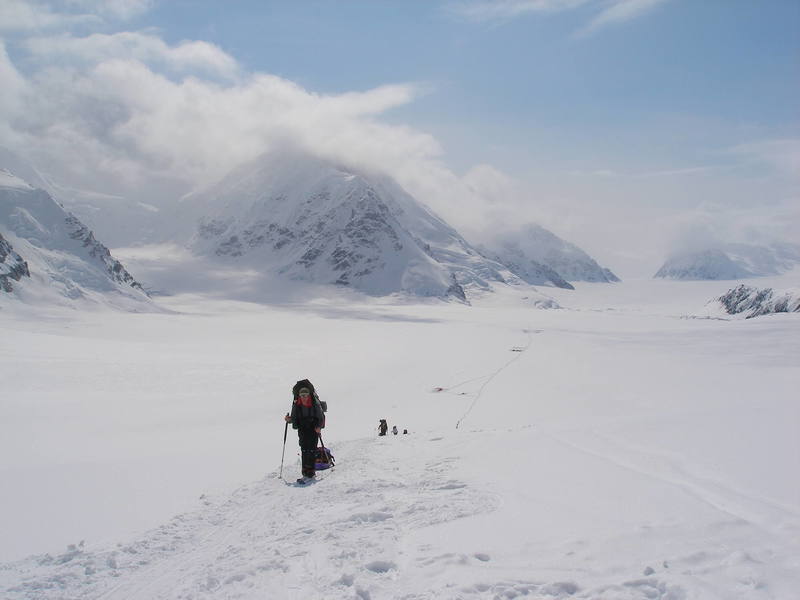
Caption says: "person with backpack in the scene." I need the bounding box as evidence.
[283,379,326,482]
[378,419,388,436]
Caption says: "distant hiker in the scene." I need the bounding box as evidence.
[284,379,326,481]
[392,425,398,435]
[403,429,408,435]
[378,419,388,436]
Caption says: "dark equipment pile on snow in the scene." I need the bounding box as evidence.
[315,446,335,470]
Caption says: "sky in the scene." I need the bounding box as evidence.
[0,0,798,276]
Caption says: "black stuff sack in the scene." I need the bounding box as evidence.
[315,446,335,470]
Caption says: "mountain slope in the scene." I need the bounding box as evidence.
[478,224,620,284]
[180,152,521,300]
[655,243,800,280]
[0,169,149,307]
[0,147,162,248]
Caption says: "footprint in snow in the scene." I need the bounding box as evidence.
[436,481,467,490]
[365,560,397,573]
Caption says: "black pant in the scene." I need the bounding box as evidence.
[297,427,318,476]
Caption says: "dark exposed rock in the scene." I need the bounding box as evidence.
[64,215,144,292]
[717,285,800,318]
[0,231,30,292]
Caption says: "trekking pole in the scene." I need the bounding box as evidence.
[279,413,289,479]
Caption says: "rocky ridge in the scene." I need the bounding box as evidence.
[0,232,30,292]
[716,285,800,319]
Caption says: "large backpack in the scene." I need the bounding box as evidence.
[292,379,327,424]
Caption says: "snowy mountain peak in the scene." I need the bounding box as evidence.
[0,173,149,307]
[477,223,619,286]
[181,152,520,300]
[655,242,800,280]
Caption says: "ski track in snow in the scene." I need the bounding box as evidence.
[548,431,800,543]
[453,328,541,429]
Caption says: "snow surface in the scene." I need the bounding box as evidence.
[1,273,799,599]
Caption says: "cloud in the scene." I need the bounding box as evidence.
[66,0,155,21]
[0,33,438,201]
[577,0,669,36]
[728,139,800,177]
[0,0,97,32]
[24,32,240,79]
[449,0,670,35]
[0,0,153,33]
[448,0,591,21]
[0,42,29,117]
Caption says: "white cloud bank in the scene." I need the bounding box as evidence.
[24,32,240,79]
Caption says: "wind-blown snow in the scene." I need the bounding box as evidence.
[0,275,798,599]
[0,169,35,192]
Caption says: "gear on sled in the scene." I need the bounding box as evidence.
[314,445,335,470]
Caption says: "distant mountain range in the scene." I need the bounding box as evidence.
[1,147,621,305]
[176,151,620,299]
[0,169,149,308]
[655,243,800,280]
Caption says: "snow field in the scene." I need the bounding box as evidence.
[1,277,799,598]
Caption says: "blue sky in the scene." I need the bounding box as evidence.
[143,1,798,158]
[0,0,798,275]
